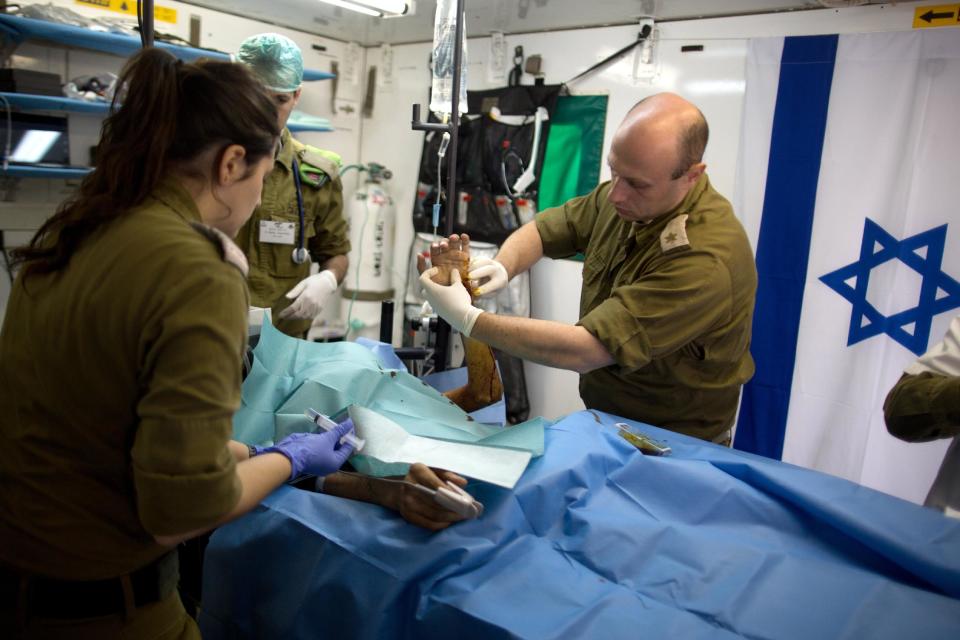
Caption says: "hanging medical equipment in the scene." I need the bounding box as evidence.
[411,0,466,372]
[429,0,468,118]
[344,163,395,298]
[489,106,549,197]
[507,46,523,87]
[433,132,451,237]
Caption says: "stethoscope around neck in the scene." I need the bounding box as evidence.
[291,157,309,265]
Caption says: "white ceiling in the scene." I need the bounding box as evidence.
[179,0,884,46]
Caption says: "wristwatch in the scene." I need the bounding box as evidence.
[246,443,257,460]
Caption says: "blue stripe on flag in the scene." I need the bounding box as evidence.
[735,35,839,459]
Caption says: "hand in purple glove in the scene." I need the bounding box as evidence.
[259,419,356,480]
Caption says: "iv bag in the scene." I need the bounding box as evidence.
[429,0,468,118]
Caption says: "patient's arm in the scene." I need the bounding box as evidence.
[320,464,468,531]
[420,234,504,412]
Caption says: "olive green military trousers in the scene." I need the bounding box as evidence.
[1,589,199,640]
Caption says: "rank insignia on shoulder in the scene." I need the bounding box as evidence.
[302,171,324,186]
[660,214,690,253]
[190,222,249,277]
[298,146,342,187]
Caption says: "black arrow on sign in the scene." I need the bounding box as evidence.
[920,9,955,23]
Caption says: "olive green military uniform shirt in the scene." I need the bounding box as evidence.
[0,178,246,579]
[236,128,350,338]
[535,175,757,440]
[884,314,960,512]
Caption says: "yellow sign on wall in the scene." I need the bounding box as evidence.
[912,4,960,28]
[75,0,178,25]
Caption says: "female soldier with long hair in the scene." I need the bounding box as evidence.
[0,48,354,638]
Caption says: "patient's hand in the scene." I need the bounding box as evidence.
[417,233,474,296]
[396,463,469,531]
[314,464,470,531]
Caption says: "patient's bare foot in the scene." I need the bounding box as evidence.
[417,234,474,295]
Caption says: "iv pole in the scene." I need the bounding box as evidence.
[411,0,466,372]
[139,0,155,47]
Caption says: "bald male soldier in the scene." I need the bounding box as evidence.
[420,93,757,443]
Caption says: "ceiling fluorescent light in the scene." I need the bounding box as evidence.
[319,0,379,17]
[318,0,408,17]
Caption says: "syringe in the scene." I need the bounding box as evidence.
[305,408,366,453]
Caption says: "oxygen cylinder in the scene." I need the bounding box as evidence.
[343,164,395,300]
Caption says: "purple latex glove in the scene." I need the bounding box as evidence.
[258,419,356,480]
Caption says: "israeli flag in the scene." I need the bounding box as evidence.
[733,30,960,504]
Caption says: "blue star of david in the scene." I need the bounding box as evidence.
[819,218,960,355]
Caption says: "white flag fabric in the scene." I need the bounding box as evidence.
[733,30,960,504]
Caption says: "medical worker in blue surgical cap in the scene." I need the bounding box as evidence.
[235,33,350,338]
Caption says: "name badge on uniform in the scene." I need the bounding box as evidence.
[259,220,296,245]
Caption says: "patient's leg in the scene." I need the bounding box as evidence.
[445,335,503,413]
[427,234,504,413]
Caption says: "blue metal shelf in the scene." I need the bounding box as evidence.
[287,109,334,133]
[2,165,92,179]
[0,14,334,80]
[287,122,335,133]
[0,92,110,114]
[303,69,335,82]
[2,92,335,131]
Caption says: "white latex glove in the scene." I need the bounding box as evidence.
[468,257,509,298]
[278,270,338,320]
[419,268,484,337]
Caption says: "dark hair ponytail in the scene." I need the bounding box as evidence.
[12,48,279,278]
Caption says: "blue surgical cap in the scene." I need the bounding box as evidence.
[237,33,304,93]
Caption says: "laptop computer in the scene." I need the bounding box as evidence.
[2,112,81,169]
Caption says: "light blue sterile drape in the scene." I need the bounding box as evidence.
[203,410,960,640]
[233,318,545,479]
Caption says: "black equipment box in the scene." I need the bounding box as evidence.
[0,69,63,96]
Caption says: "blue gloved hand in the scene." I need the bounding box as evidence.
[257,419,356,480]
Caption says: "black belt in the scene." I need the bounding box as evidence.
[0,550,178,620]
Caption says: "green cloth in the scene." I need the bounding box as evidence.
[0,177,247,578]
[535,175,757,441]
[538,95,608,211]
[347,405,534,488]
[234,128,350,338]
[234,318,546,479]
